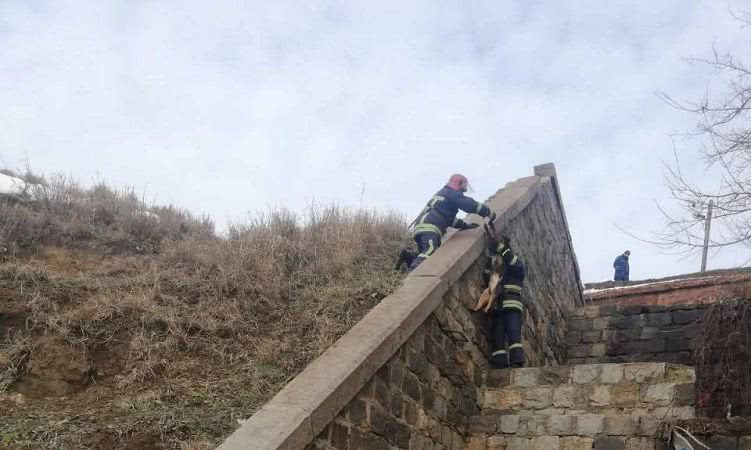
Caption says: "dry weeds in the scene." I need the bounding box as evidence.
[0,172,409,449]
[694,297,751,418]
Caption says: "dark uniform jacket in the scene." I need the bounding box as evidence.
[414,186,491,236]
[484,242,526,311]
[613,254,629,281]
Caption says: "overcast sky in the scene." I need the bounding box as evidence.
[2,1,751,282]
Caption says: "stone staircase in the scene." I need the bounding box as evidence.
[466,362,696,449]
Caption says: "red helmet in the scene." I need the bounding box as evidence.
[447,174,469,192]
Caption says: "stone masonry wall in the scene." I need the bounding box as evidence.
[566,303,707,366]
[218,165,583,450]
[500,178,583,366]
[308,265,489,450]
[309,176,583,450]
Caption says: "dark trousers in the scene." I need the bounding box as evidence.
[408,232,441,271]
[490,307,524,367]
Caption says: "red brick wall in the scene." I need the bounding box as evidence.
[585,276,751,308]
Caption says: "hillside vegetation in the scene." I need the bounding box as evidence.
[0,170,408,450]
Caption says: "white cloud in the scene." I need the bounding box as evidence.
[1,0,750,281]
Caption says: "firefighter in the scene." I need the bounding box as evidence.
[400,174,494,271]
[484,235,526,368]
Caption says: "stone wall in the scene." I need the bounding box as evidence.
[308,264,489,450]
[218,164,584,450]
[499,177,583,365]
[566,303,707,366]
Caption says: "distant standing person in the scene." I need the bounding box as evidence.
[613,250,630,282]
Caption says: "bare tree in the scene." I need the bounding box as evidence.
[657,11,751,258]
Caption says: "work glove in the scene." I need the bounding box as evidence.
[457,221,480,231]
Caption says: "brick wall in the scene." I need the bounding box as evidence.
[585,274,751,307]
[566,303,707,366]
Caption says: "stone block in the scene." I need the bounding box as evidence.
[561,437,594,450]
[486,435,504,450]
[671,309,704,325]
[650,406,695,419]
[624,340,665,355]
[582,331,603,343]
[539,366,571,385]
[591,343,606,357]
[466,435,487,450]
[505,437,531,450]
[594,436,625,450]
[484,388,523,410]
[567,331,583,346]
[525,415,548,436]
[384,420,411,448]
[568,319,592,332]
[524,387,554,409]
[589,385,611,407]
[470,415,498,434]
[647,313,671,326]
[584,306,602,318]
[739,436,751,450]
[358,431,391,450]
[664,365,695,383]
[530,436,559,450]
[348,399,368,427]
[403,372,422,402]
[707,435,738,450]
[603,416,638,435]
[592,317,609,330]
[513,368,542,387]
[576,414,604,436]
[548,415,575,435]
[573,365,601,384]
[600,365,624,384]
[500,415,521,434]
[624,363,665,383]
[625,437,655,450]
[487,369,512,387]
[640,327,659,340]
[641,383,675,406]
[664,337,691,352]
[569,344,596,359]
[553,386,580,408]
[403,401,419,426]
[637,416,658,436]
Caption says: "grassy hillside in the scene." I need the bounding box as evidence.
[0,170,408,449]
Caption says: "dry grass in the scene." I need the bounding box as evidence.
[0,172,410,449]
[695,297,751,418]
[0,168,214,256]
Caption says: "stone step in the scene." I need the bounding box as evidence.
[485,362,694,389]
[469,410,694,438]
[466,434,662,450]
[481,362,695,416]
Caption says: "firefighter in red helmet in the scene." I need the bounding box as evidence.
[395,174,495,271]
